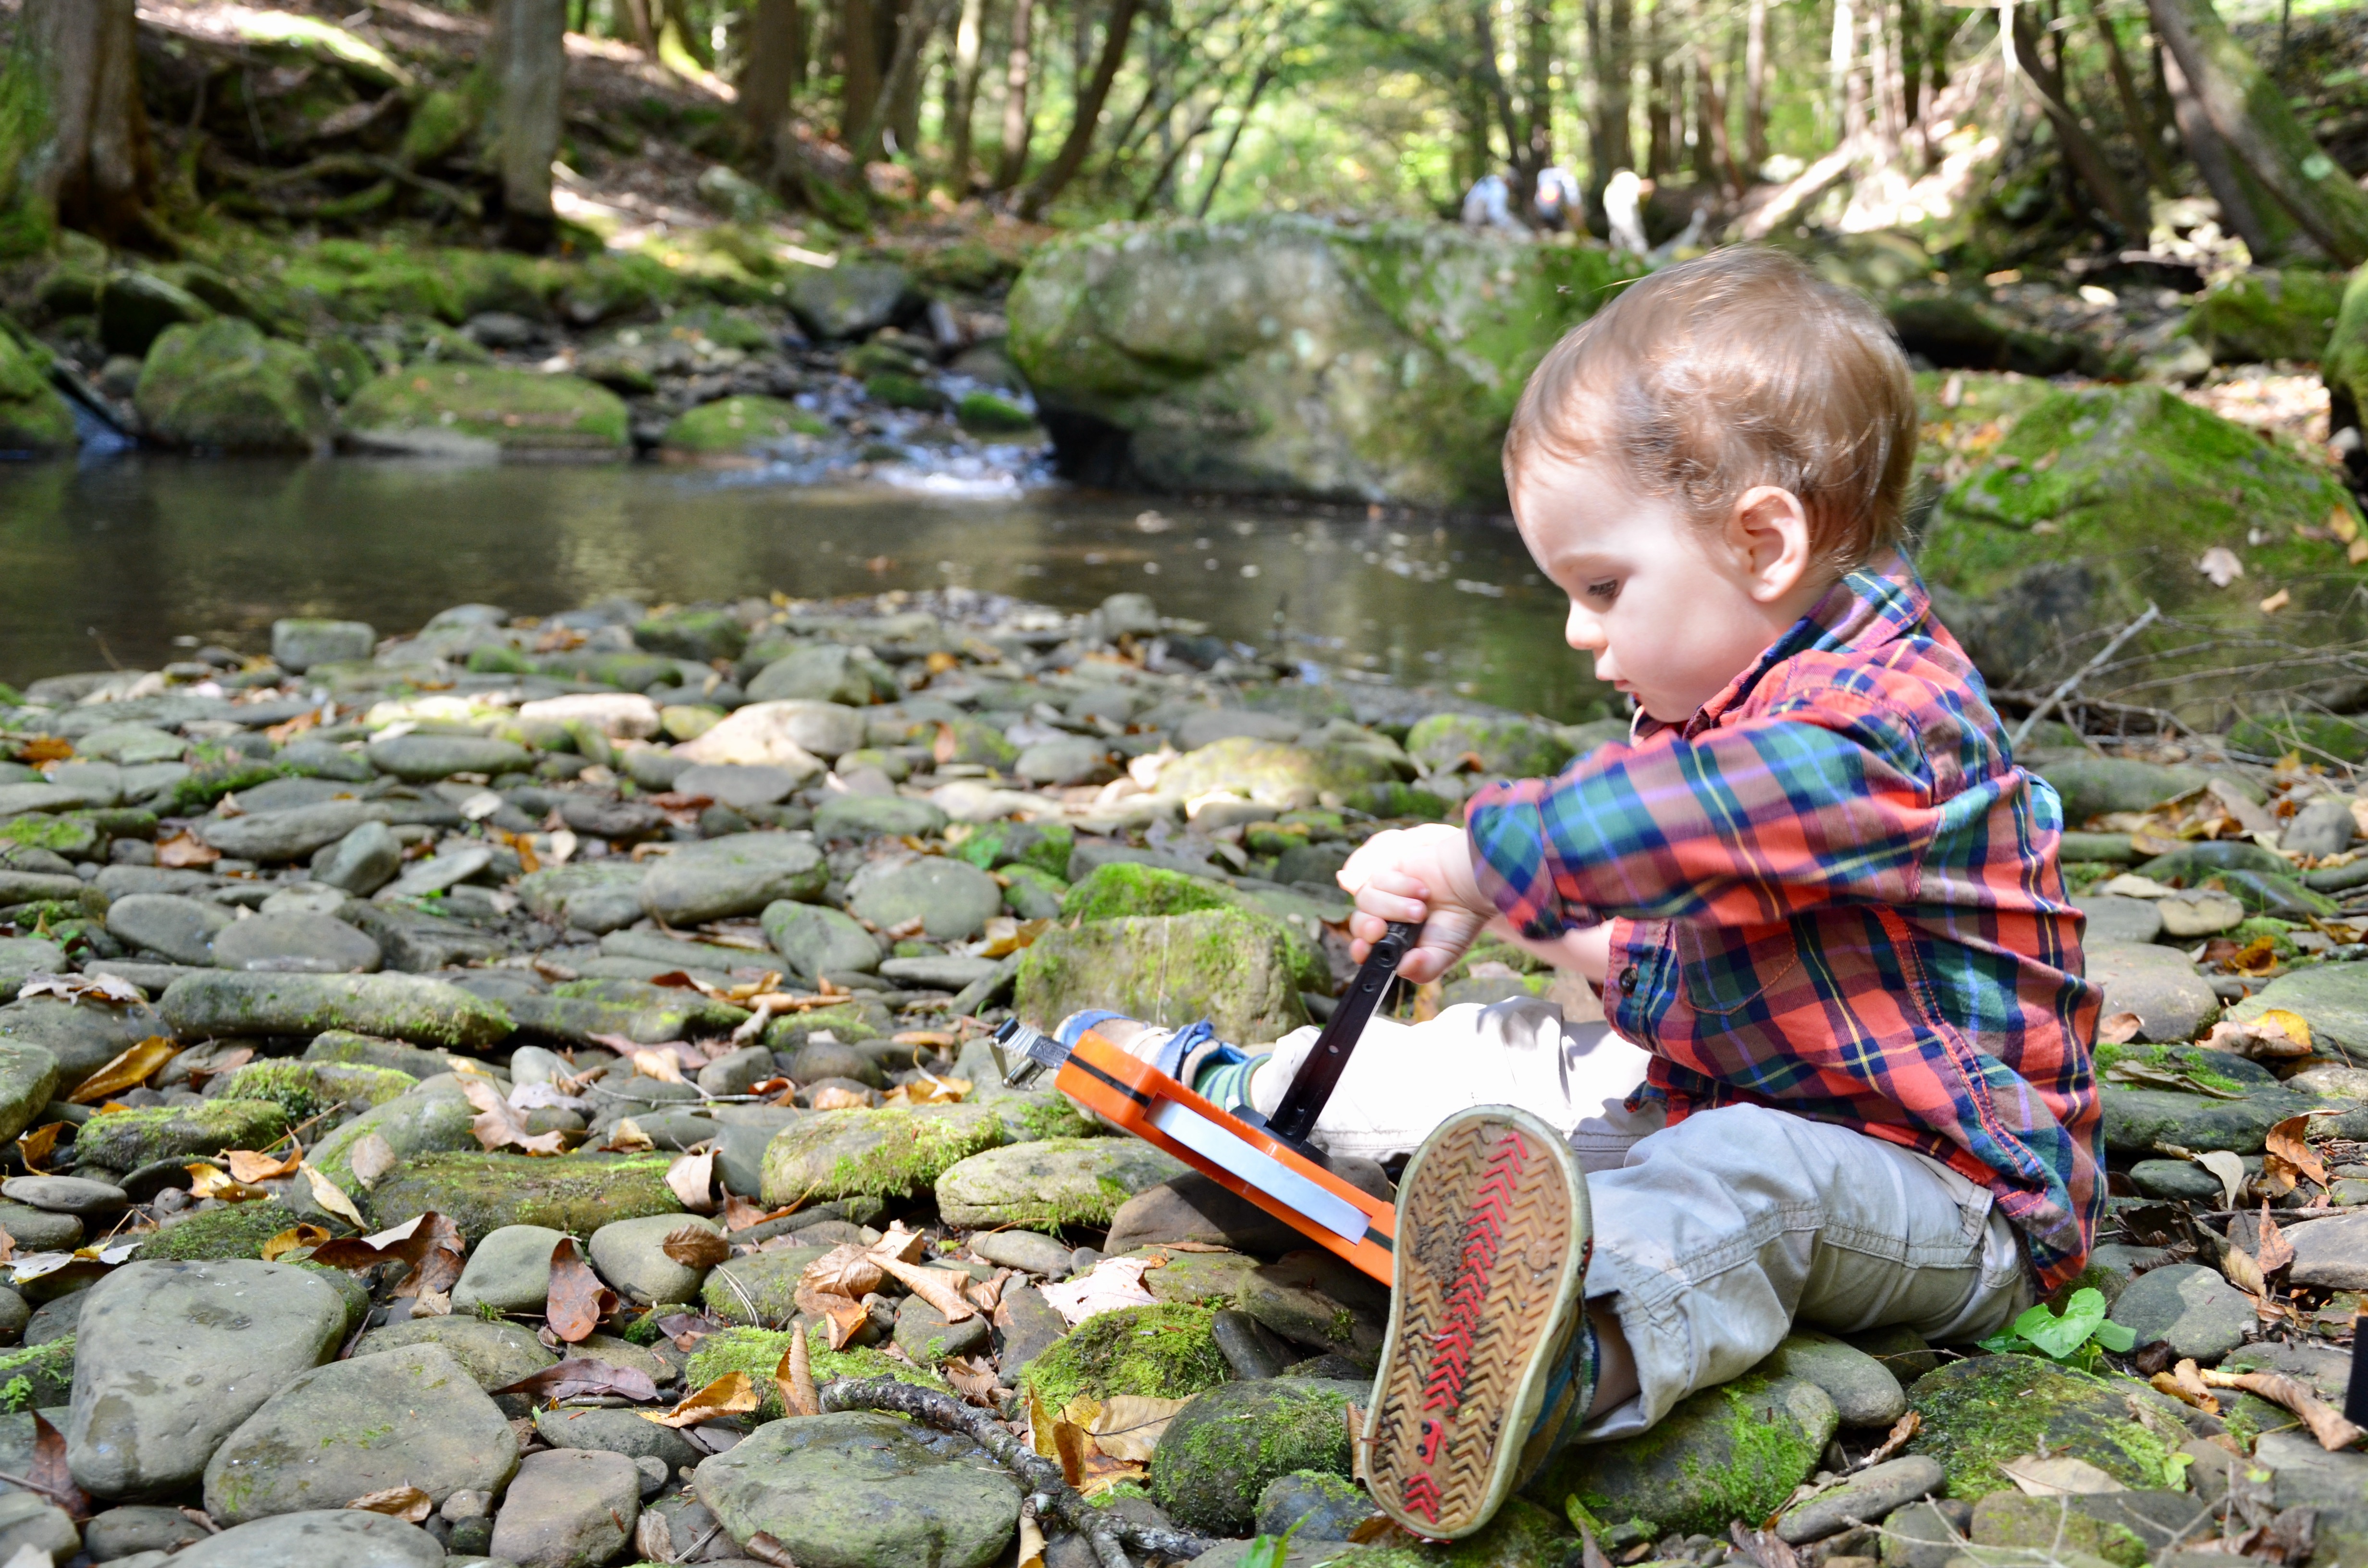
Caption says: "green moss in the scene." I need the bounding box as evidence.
[1906,1355,2179,1499]
[1016,906,1314,1044]
[956,391,1036,434]
[685,1324,946,1418]
[133,318,332,454]
[0,1337,71,1409]
[864,371,945,411]
[2230,712,2368,764]
[360,1150,680,1241]
[141,1200,304,1262]
[0,326,73,453]
[1003,1093,1097,1143]
[660,395,830,454]
[950,821,1073,879]
[760,1104,1009,1206]
[215,1060,416,1122]
[1057,863,1327,992]
[2184,267,2344,364]
[0,814,98,858]
[76,1100,291,1172]
[1018,1303,1228,1415]
[1147,1377,1362,1534]
[344,364,629,454]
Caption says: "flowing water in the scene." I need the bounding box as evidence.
[0,455,1616,720]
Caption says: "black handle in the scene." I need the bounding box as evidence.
[1265,920,1421,1145]
[2349,1311,2368,1428]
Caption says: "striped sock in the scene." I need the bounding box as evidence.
[1192,1051,1269,1115]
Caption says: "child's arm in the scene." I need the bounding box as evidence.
[1334,824,1501,983]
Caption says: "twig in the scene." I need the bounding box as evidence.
[819,1378,1211,1567]
[2011,602,2162,751]
[0,1469,77,1503]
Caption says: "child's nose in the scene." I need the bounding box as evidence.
[1565,603,1605,652]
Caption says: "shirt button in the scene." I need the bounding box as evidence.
[1617,964,1639,991]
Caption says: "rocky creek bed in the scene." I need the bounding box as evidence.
[0,582,2351,1567]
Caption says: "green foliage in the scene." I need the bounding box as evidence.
[1978,1288,2136,1372]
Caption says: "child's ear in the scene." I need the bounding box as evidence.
[1728,486,1813,602]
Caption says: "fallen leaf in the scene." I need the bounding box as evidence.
[662,1225,731,1270]
[808,1085,872,1110]
[2260,588,2293,614]
[642,1372,760,1428]
[349,1132,398,1189]
[545,1237,616,1344]
[1999,1454,2127,1495]
[601,1119,654,1152]
[67,1038,178,1104]
[1017,1500,1046,1568]
[744,1532,799,1568]
[2260,1009,2315,1052]
[2097,1012,2145,1045]
[2200,1366,2366,1450]
[2331,504,2360,544]
[155,832,220,869]
[1088,1394,1195,1462]
[184,1164,271,1203]
[345,1485,432,1523]
[224,1146,303,1183]
[777,1332,820,1418]
[2200,1016,2313,1061]
[882,1073,972,1107]
[722,1195,795,1232]
[410,1287,451,1316]
[29,1412,87,1519]
[2221,1239,2269,1296]
[300,1163,368,1228]
[491,1358,660,1403]
[461,1078,565,1156]
[1051,1414,1090,1486]
[15,972,146,1006]
[2265,1117,2330,1190]
[630,1048,687,1085]
[635,1513,675,1563]
[1856,1410,1921,1469]
[2256,1204,2296,1274]
[2199,546,2245,587]
[0,1230,14,1265]
[1039,1256,1158,1325]
[943,1354,1002,1408]
[2174,1358,2222,1414]
[877,1257,976,1322]
[666,1150,718,1213]
[13,1125,61,1175]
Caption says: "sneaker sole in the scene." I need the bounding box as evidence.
[1365,1105,1590,1539]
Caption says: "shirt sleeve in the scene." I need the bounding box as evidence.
[1467,689,1944,937]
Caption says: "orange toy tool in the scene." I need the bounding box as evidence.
[990,920,1418,1285]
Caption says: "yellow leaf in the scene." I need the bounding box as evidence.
[777,1333,820,1418]
[185,1164,271,1202]
[2352,536,2368,566]
[2261,1009,2314,1050]
[2331,504,2361,544]
[224,1146,302,1183]
[809,1085,872,1110]
[68,1038,179,1105]
[641,1372,760,1428]
[1088,1394,1196,1462]
[261,1225,332,1262]
[301,1163,368,1228]
[345,1485,433,1522]
[630,1048,687,1085]
[2260,588,2293,614]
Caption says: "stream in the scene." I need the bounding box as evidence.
[0,456,1615,721]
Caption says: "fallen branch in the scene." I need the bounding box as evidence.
[819,1377,1210,1567]
[2010,601,2163,751]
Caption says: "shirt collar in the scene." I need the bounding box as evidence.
[1635,549,1932,742]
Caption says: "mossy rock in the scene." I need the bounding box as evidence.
[0,329,74,455]
[934,1138,1187,1230]
[344,363,629,457]
[213,1059,416,1123]
[758,1102,1010,1207]
[1405,713,1574,778]
[1302,1498,1574,1568]
[0,1336,73,1412]
[1156,736,1402,812]
[2229,710,2368,764]
[864,371,946,411]
[134,318,332,454]
[633,607,749,663]
[1147,1376,1364,1534]
[75,1100,290,1171]
[949,820,1073,880]
[360,1150,680,1241]
[1009,215,1643,510]
[2184,267,2344,364]
[685,1324,946,1418]
[140,1200,306,1262]
[1523,1372,1837,1540]
[1016,907,1311,1045]
[1918,384,2365,725]
[660,395,829,457]
[956,391,1037,435]
[1017,1303,1229,1416]
[1905,1355,2180,1499]
[701,1245,831,1325]
[2325,263,2368,430]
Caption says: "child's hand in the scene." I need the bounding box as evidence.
[1336,824,1494,984]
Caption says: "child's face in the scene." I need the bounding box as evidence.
[1512,453,1824,725]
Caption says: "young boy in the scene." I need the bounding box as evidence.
[1210,246,2102,1539]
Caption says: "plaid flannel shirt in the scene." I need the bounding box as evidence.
[1466,550,2102,1293]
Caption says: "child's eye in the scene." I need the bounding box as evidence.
[1583,579,1620,605]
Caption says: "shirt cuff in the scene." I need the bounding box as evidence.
[1466,779,1577,939]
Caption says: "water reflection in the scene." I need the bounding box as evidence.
[0,456,1616,721]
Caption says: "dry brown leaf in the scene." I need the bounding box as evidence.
[2265,1117,2330,1190]
[2097,1012,2145,1045]
[777,1332,820,1418]
[602,1119,654,1152]
[1017,1500,1046,1568]
[1088,1394,1195,1462]
[744,1532,799,1568]
[348,1131,398,1189]
[2261,588,2293,614]
[460,1078,566,1156]
[224,1146,303,1183]
[2256,1203,2297,1274]
[2175,1358,2221,1414]
[411,1288,451,1317]
[2193,1150,2248,1209]
[1856,1410,1921,1469]
[642,1372,760,1428]
[2200,1366,2366,1450]
[259,1225,333,1264]
[68,1037,179,1105]
[802,1241,887,1300]
[155,832,219,869]
[491,1358,660,1403]
[300,1164,368,1228]
[546,1237,615,1344]
[721,1195,795,1231]
[0,1228,14,1265]
[943,1354,1002,1408]
[2221,1240,2270,1297]
[1998,1454,2127,1495]
[808,1085,872,1110]
[630,1048,687,1085]
[635,1513,675,1563]
[876,1256,976,1322]
[662,1224,732,1270]
[666,1150,718,1213]
[1051,1416,1089,1488]
[185,1164,272,1203]
[1039,1256,1157,1325]
[30,1412,88,1519]
[881,1074,971,1107]
[964,1267,1010,1315]
[346,1485,433,1523]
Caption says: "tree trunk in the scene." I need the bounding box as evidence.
[740,0,804,145]
[21,0,152,245]
[491,0,567,250]
[1591,0,1633,180]
[993,0,1035,189]
[663,0,713,67]
[1470,0,1536,202]
[1830,0,1855,143]
[944,0,987,188]
[2008,5,2146,238]
[885,0,925,156]
[2093,11,2174,193]
[1693,39,1741,193]
[1524,0,1554,177]
[1646,0,1670,178]
[1743,0,1767,165]
[2158,43,2294,258]
[842,0,882,158]
[1016,0,1144,218]
[1193,58,1271,217]
[620,0,658,54]
[2147,0,2368,265]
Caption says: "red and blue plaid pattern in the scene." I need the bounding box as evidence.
[1467,550,2102,1293]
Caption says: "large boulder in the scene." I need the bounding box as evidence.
[1009,216,1639,508]
[693,1411,1020,1568]
[2184,266,2344,364]
[1016,908,1310,1043]
[134,319,333,454]
[1918,384,2365,726]
[343,364,629,458]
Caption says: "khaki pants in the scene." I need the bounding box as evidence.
[1251,998,2035,1435]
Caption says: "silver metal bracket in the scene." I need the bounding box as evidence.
[990,1018,1069,1088]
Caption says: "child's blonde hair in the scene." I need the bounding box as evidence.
[1506,246,1918,574]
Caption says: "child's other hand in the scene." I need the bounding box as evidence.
[1337,824,1493,983]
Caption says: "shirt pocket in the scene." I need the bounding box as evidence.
[1677,917,1807,1016]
